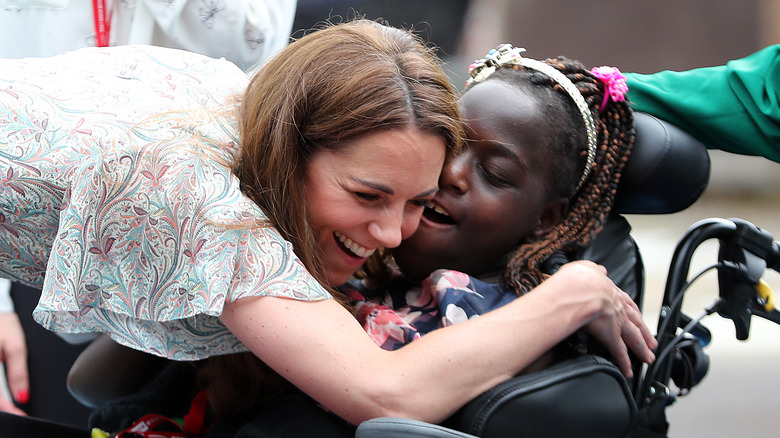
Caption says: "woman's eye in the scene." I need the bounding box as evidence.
[413,199,433,208]
[354,192,380,202]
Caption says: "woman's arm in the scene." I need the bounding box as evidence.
[221,260,656,425]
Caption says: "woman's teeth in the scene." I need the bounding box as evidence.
[335,232,375,258]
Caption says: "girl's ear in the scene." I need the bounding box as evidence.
[531,197,569,238]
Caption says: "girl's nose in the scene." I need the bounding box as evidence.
[439,153,470,193]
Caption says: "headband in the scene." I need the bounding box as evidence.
[466,44,597,194]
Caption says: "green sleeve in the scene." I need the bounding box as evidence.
[625,44,780,162]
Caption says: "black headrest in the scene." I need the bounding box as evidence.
[613,112,710,215]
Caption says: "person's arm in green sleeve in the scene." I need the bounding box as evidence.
[625,44,780,162]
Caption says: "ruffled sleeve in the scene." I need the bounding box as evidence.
[33,117,330,360]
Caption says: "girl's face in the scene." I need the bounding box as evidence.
[393,80,568,280]
[304,127,446,286]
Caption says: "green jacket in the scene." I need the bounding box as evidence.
[626,44,780,162]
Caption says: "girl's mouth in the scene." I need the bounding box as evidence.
[423,203,455,225]
[334,231,375,258]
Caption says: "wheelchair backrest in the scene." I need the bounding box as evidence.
[578,112,710,306]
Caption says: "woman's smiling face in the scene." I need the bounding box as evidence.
[393,80,568,280]
[304,126,446,286]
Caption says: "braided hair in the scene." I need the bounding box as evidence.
[467,54,635,295]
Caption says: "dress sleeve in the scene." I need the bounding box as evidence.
[625,44,780,162]
[33,127,330,360]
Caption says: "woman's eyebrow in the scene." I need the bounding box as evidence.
[351,177,438,198]
[351,177,395,195]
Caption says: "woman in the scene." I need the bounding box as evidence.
[0,20,653,430]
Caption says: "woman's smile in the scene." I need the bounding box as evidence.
[304,126,445,286]
[334,231,375,258]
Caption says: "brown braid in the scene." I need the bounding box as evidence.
[498,56,635,295]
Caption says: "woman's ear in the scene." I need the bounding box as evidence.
[531,197,569,238]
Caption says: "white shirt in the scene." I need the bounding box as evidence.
[0,0,297,70]
[0,279,10,313]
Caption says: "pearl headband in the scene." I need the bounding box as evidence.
[466,44,597,194]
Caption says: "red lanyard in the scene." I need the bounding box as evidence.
[113,391,211,437]
[92,0,112,47]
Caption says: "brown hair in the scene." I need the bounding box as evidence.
[233,19,462,298]
[208,19,462,420]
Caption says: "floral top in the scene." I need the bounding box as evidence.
[0,45,330,360]
[345,270,517,351]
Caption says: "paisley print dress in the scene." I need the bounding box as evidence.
[0,45,330,360]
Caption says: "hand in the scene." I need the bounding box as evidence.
[0,312,29,414]
[553,261,657,378]
[575,263,657,377]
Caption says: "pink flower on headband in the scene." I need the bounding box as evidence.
[591,66,628,112]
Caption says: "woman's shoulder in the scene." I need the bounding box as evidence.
[0,45,248,136]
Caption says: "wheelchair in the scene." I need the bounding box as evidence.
[356,112,780,438]
[3,113,778,437]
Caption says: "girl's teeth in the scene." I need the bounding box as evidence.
[432,204,450,216]
[335,232,375,258]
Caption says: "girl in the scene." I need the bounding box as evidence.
[352,45,638,363]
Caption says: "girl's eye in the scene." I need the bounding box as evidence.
[478,163,511,187]
[354,192,380,202]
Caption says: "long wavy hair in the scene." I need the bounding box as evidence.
[233,19,463,300]
[207,19,463,420]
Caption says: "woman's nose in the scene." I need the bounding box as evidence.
[439,153,470,193]
[367,207,405,248]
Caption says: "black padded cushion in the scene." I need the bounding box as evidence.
[614,112,710,214]
[0,411,88,438]
[355,356,636,438]
[452,355,636,438]
[578,214,643,302]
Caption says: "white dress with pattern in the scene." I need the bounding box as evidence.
[0,45,330,360]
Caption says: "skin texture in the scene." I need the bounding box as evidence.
[394,80,569,280]
[304,127,446,286]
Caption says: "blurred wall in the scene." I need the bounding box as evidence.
[294,1,780,194]
[293,0,470,56]
[460,0,778,72]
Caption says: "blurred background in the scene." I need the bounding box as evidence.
[294,1,780,437]
[0,1,776,436]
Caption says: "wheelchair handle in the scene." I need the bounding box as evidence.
[645,218,780,410]
[716,218,780,338]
